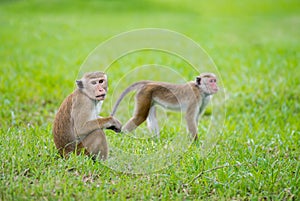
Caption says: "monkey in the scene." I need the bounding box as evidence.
[53,71,122,160]
[111,72,218,140]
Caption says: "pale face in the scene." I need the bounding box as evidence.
[201,76,218,95]
[78,74,108,101]
[89,76,107,101]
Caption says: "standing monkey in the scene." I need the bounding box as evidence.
[111,73,218,140]
[53,71,122,160]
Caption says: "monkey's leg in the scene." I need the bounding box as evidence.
[81,129,108,160]
[122,92,152,133]
[185,118,198,140]
[146,106,160,136]
[186,105,199,140]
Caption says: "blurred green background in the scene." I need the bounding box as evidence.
[0,0,299,200]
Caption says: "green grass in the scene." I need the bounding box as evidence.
[0,0,299,200]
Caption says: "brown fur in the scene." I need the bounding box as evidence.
[111,73,218,140]
[53,72,122,160]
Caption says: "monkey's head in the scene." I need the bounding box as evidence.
[196,72,218,95]
[76,71,108,101]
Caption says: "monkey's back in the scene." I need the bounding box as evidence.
[146,81,199,105]
[52,93,76,156]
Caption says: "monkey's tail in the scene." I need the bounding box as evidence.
[111,81,150,116]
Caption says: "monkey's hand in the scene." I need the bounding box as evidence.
[105,116,122,133]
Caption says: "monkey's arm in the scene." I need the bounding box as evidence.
[87,117,117,129]
[95,116,122,132]
[196,95,211,122]
[75,116,122,137]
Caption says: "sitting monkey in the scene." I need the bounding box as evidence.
[53,71,122,160]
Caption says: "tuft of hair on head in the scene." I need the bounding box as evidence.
[83,71,106,79]
[199,72,216,78]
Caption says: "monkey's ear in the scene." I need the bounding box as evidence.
[76,80,84,89]
[196,76,201,85]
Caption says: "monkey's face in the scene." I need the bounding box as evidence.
[196,73,218,95]
[90,77,108,101]
[77,75,108,101]
[204,77,218,94]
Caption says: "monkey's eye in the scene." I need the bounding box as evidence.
[99,79,104,84]
[91,81,97,85]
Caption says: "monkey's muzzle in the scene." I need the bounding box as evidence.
[95,94,106,101]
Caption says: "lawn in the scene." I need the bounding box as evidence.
[0,0,299,200]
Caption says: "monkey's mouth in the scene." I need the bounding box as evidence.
[208,87,218,94]
[212,88,218,93]
[96,94,106,100]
